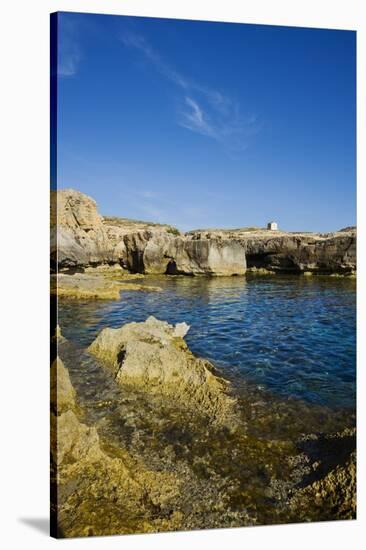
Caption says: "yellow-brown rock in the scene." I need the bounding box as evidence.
[88,316,237,424]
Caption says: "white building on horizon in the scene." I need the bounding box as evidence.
[267,221,278,231]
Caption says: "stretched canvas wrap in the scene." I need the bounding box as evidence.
[50,11,356,539]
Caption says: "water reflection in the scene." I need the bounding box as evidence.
[58,274,356,409]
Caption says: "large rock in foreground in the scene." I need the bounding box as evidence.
[50,353,183,538]
[53,334,355,535]
[88,316,237,424]
[50,357,76,414]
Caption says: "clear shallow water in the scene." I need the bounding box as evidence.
[58,274,356,410]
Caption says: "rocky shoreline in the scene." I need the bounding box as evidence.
[51,270,162,300]
[88,316,238,425]
[51,189,356,277]
[52,320,356,537]
[51,189,356,536]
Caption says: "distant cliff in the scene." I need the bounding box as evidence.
[51,189,356,275]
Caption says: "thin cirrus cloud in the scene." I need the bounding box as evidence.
[58,17,82,77]
[120,30,261,150]
[59,46,81,77]
[181,96,217,139]
[57,20,260,149]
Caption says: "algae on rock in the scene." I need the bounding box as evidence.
[51,353,183,537]
[51,273,161,300]
[88,316,237,425]
[50,357,76,415]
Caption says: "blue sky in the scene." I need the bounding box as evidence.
[55,12,356,232]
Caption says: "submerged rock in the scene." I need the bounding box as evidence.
[51,352,183,538]
[288,429,356,521]
[88,316,237,424]
[52,335,356,536]
[292,452,356,520]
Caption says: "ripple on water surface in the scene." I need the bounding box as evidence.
[58,274,356,410]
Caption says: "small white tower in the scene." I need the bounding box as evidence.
[267,221,278,231]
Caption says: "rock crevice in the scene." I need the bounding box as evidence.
[51,189,356,275]
[88,316,237,425]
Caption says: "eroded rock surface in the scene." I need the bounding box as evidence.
[52,325,356,537]
[50,357,76,414]
[51,272,161,300]
[51,189,114,269]
[88,316,237,424]
[50,189,245,275]
[189,228,356,274]
[51,353,184,537]
[51,189,356,275]
[288,429,356,521]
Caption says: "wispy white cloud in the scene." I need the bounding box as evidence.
[180,96,217,138]
[58,17,82,77]
[120,30,261,150]
[120,31,189,89]
[59,50,81,77]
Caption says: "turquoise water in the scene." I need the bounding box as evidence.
[58,274,356,410]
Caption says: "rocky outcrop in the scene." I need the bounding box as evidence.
[189,229,356,274]
[88,316,237,424]
[123,232,246,275]
[51,356,184,537]
[51,189,246,275]
[288,429,356,521]
[244,233,356,274]
[50,357,76,414]
[50,189,115,269]
[52,327,356,536]
[51,271,161,300]
[290,452,356,520]
[51,189,356,275]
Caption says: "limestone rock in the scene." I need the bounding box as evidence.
[51,351,183,538]
[51,273,161,300]
[51,189,356,275]
[52,188,103,229]
[88,316,237,424]
[173,322,190,338]
[53,409,102,466]
[301,452,356,519]
[51,189,247,275]
[52,335,356,536]
[289,429,356,521]
[50,357,76,414]
[122,231,247,275]
[190,228,356,274]
[50,189,114,269]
